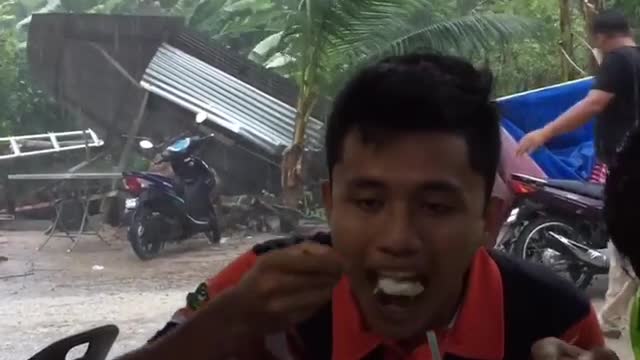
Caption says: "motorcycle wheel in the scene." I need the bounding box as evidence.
[128,211,162,260]
[205,208,221,244]
[512,218,593,290]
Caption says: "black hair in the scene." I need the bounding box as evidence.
[604,127,640,275]
[591,9,631,37]
[324,53,501,203]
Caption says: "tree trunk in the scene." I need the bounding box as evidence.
[559,0,574,81]
[281,91,317,208]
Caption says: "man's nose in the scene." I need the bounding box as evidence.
[375,204,421,258]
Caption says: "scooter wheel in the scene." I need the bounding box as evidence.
[512,218,593,290]
[205,222,221,244]
[128,216,161,260]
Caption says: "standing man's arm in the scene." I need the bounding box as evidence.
[542,90,613,138]
[516,90,613,156]
[516,51,626,156]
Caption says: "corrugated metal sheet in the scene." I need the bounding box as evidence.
[140,44,324,155]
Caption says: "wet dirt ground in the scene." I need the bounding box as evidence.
[0,225,274,359]
[0,226,633,359]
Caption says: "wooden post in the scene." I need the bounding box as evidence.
[102,91,149,224]
[1,160,15,215]
[116,91,149,176]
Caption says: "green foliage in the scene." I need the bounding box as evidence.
[59,0,102,13]
[608,0,640,27]
[243,0,533,116]
[189,0,286,56]
[0,29,67,136]
[476,0,592,96]
[2,0,640,140]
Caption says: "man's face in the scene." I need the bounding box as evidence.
[323,131,489,339]
[592,33,606,52]
[591,33,618,55]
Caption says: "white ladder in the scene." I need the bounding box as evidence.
[0,129,104,160]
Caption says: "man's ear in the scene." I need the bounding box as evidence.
[483,196,505,248]
[321,180,332,220]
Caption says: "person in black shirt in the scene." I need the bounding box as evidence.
[517,9,640,338]
[517,9,639,164]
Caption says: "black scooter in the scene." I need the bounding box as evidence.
[496,173,609,289]
[122,135,221,260]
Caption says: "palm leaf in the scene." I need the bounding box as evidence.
[249,30,283,62]
[253,0,534,97]
[274,0,422,90]
[189,0,228,27]
[332,12,533,63]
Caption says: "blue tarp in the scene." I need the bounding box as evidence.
[498,77,596,180]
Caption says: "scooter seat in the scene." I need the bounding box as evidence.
[546,179,604,200]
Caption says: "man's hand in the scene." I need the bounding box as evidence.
[115,242,343,360]
[516,128,551,156]
[531,338,619,360]
[227,241,344,334]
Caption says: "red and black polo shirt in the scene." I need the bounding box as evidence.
[150,232,604,360]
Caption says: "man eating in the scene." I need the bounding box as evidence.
[118,54,608,360]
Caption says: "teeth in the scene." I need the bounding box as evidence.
[375,275,424,297]
[378,271,417,279]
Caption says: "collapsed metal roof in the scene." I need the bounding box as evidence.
[26,14,330,194]
[141,44,324,155]
[27,14,329,159]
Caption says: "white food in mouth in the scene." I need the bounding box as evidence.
[375,274,424,297]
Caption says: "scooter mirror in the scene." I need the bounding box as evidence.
[139,139,154,149]
[195,112,208,124]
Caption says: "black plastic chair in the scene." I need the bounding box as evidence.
[28,324,119,360]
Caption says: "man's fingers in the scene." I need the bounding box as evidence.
[273,287,334,313]
[267,243,344,276]
[516,142,529,157]
[259,272,342,295]
[531,338,619,360]
[532,338,586,360]
[265,287,335,325]
[578,348,620,360]
[292,241,335,256]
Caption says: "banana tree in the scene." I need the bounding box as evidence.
[249,0,533,206]
[0,0,51,36]
[189,0,289,56]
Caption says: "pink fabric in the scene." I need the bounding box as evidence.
[491,128,546,202]
[487,129,547,242]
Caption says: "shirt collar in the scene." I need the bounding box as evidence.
[331,248,504,360]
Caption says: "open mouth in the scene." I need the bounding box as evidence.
[371,271,426,312]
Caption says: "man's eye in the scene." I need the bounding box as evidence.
[421,202,453,214]
[354,199,383,212]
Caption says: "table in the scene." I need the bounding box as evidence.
[8,173,122,252]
